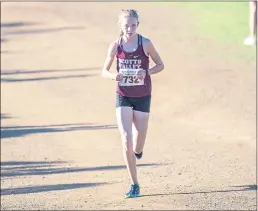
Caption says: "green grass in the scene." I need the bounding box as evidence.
[182,2,250,45]
[153,1,256,61]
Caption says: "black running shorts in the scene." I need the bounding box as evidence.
[116,93,151,113]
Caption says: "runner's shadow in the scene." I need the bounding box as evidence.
[140,185,257,198]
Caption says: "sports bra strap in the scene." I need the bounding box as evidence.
[138,34,142,45]
[119,36,123,45]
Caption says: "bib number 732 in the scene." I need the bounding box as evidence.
[119,69,144,86]
[123,75,140,84]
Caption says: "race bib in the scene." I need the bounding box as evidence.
[119,69,144,87]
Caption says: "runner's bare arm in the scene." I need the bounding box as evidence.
[146,40,164,75]
[102,41,118,80]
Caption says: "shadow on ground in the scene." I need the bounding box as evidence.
[1,38,8,43]
[1,67,99,83]
[1,123,117,139]
[1,21,38,28]
[1,21,85,36]
[1,161,64,166]
[0,113,12,119]
[1,74,96,83]
[2,26,85,36]
[1,68,100,75]
[1,21,85,56]
[1,182,106,195]
[1,51,10,54]
[140,184,257,198]
[1,160,165,177]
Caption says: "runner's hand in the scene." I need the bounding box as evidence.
[136,70,146,80]
[116,73,124,82]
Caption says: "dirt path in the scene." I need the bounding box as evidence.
[1,2,256,210]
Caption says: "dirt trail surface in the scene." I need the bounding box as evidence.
[1,2,256,210]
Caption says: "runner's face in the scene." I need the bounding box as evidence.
[120,17,138,38]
